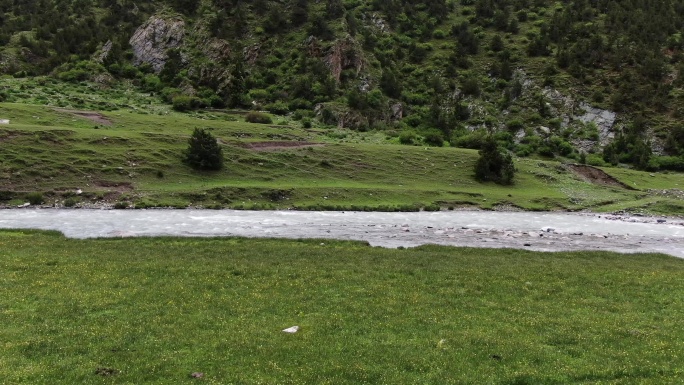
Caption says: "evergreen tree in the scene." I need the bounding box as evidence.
[183,128,224,171]
[474,136,515,184]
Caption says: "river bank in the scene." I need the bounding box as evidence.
[1,209,682,258]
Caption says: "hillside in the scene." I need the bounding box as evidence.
[1,101,683,215]
[1,0,683,169]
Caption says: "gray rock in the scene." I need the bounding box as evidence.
[576,102,616,145]
[391,103,403,120]
[94,40,113,64]
[129,16,185,73]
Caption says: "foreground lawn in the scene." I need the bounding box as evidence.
[1,230,683,384]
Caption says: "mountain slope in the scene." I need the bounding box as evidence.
[1,0,684,169]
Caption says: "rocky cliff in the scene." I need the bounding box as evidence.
[129,16,185,73]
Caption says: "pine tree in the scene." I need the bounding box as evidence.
[183,128,224,171]
[474,137,515,185]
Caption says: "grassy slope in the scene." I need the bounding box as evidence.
[1,101,683,214]
[1,230,683,384]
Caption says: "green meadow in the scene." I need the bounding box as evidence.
[1,230,683,384]
[1,102,683,215]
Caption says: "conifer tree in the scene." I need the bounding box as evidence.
[183,128,224,171]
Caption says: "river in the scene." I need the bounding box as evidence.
[1,209,683,258]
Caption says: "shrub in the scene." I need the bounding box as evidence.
[266,101,290,115]
[586,154,608,167]
[245,111,273,124]
[423,130,444,147]
[474,137,515,185]
[161,87,182,103]
[506,119,525,132]
[64,197,78,207]
[651,156,684,171]
[399,130,419,145]
[142,75,162,92]
[57,69,89,82]
[172,95,200,112]
[453,131,486,149]
[183,128,224,171]
[27,192,44,205]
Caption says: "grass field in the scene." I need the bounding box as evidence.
[1,230,683,384]
[1,101,683,214]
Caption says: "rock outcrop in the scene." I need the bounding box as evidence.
[325,36,365,83]
[129,16,185,73]
[576,102,617,145]
[93,40,113,64]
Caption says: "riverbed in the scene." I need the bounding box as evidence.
[1,209,683,258]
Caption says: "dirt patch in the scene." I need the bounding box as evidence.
[0,131,19,143]
[55,109,113,126]
[244,141,324,151]
[567,164,636,190]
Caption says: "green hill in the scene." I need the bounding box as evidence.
[1,0,684,211]
[1,0,684,164]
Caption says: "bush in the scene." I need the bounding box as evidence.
[64,197,78,207]
[172,95,201,112]
[453,130,486,149]
[245,111,273,124]
[586,154,608,167]
[57,69,89,82]
[27,192,44,205]
[399,130,419,145]
[183,128,224,171]
[650,156,684,171]
[423,130,444,147]
[506,119,525,132]
[266,101,290,115]
[474,137,515,185]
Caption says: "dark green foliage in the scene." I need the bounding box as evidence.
[649,156,684,171]
[27,192,44,205]
[423,129,445,147]
[245,111,273,124]
[399,130,419,145]
[380,70,402,99]
[172,95,201,111]
[602,119,653,169]
[474,136,515,184]
[183,128,224,171]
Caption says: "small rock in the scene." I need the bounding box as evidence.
[282,326,299,333]
[657,219,666,223]
[190,372,204,379]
